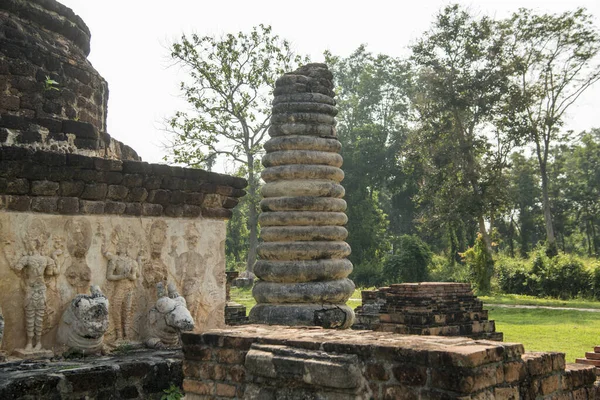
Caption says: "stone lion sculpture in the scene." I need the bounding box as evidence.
[145,282,194,348]
[57,285,109,355]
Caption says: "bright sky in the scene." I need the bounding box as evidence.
[59,0,600,170]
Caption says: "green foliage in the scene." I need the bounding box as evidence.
[167,25,307,273]
[350,261,385,288]
[427,254,470,283]
[496,255,536,295]
[501,8,600,252]
[161,384,183,400]
[326,45,411,268]
[382,235,432,284]
[460,233,495,294]
[44,75,59,91]
[496,248,595,299]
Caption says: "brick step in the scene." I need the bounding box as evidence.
[595,346,600,353]
[585,352,600,360]
[576,358,600,367]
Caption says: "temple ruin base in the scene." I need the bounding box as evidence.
[354,283,503,341]
[0,349,182,399]
[182,325,596,399]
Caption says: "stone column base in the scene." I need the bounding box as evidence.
[249,304,355,329]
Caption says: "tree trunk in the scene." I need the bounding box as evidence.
[539,162,557,256]
[591,216,598,256]
[245,153,259,275]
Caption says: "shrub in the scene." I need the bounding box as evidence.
[382,235,432,284]
[428,254,471,283]
[538,254,591,299]
[350,261,384,288]
[496,256,535,295]
[460,233,494,294]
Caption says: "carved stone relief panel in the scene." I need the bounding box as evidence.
[0,212,226,354]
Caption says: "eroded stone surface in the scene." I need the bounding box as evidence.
[56,285,109,355]
[181,326,598,399]
[0,212,227,353]
[250,64,354,328]
[145,282,194,349]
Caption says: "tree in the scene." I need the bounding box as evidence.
[326,45,411,269]
[409,5,514,293]
[382,235,432,284]
[167,25,305,274]
[563,129,600,256]
[502,8,600,256]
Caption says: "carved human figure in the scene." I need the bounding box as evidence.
[64,219,92,292]
[0,304,4,348]
[102,226,140,341]
[141,220,168,289]
[43,235,65,333]
[171,224,205,324]
[57,285,109,355]
[11,225,57,351]
[145,282,194,348]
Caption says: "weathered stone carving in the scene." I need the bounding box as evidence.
[249,64,355,328]
[102,226,140,341]
[171,224,210,325]
[64,219,93,292]
[141,220,169,289]
[0,304,4,361]
[9,221,57,355]
[57,285,109,355]
[0,304,4,347]
[145,282,194,348]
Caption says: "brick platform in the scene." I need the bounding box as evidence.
[576,345,600,375]
[353,282,503,341]
[181,325,596,399]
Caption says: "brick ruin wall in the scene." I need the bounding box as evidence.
[0,0,138,160]
[182,325,598,400]
[354,283,503,341]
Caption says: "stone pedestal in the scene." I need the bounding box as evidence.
[249,64,354,328]
[12,348,53,359]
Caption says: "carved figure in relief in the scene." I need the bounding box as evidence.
[0,304,4,348]
[145,282,194,348]
[57,285,109,355]
[10,221,57,351]
[43,235,66,334]
[102,226,140,341]
[141,220,168,289]
[64,219,92,292]
[171,224,206,324]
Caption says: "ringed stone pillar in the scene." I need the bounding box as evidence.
[249,63,355,329]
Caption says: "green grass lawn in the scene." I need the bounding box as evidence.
[488,307,599,363]
[480,294,600,309]
[230,287,599,363]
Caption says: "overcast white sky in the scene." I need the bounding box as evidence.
[59,0,600,170]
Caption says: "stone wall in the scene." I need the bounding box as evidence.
[182,325,597,399]
[0,146,246,354]
[0,0,138,159]
[0,349,183,399]
[0,146,246,218]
